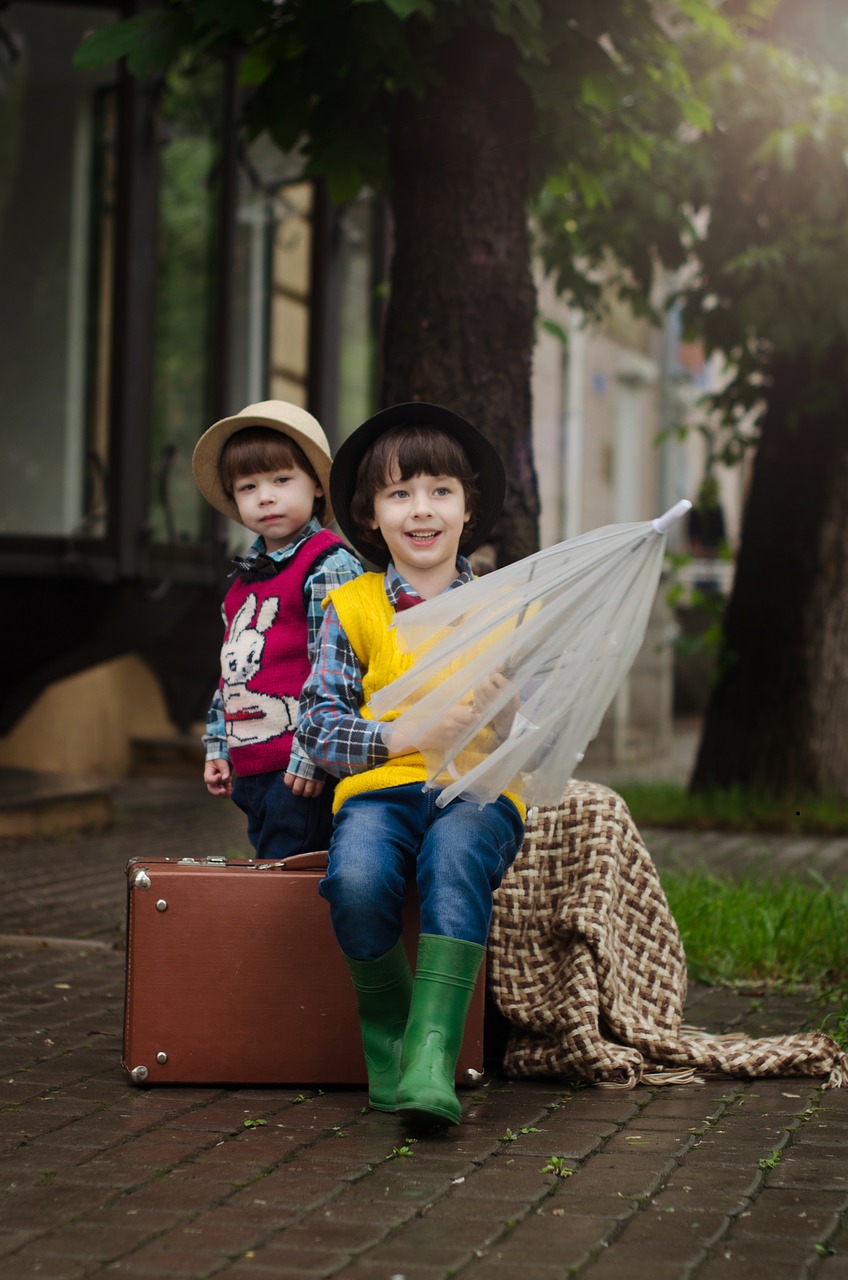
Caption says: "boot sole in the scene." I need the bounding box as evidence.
[395,1101,460,1126]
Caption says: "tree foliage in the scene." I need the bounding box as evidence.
[538,2,848,460]
[75,0,713,206]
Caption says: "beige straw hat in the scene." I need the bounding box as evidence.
[192,400,335,526]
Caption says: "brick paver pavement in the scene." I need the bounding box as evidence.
[1,777,846,1279]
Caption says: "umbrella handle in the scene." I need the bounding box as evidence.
[652,499,692,535]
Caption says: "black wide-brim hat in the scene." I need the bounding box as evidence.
[330,402,506,568]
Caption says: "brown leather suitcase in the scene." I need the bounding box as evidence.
[123,851,485,1087]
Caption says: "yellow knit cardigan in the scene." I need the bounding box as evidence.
[327,573,525,819]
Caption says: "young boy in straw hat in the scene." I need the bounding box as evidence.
[192,401,361,860]
[296,402,525,1125]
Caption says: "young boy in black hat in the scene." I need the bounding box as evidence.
[192,400,361,860]
[296,403,526,1124]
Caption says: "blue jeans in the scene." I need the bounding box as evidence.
[319,784,525,960]
[232,770,336,860]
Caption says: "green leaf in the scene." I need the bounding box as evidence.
[679,95,713,133]
[580,73,621,115]
[539,316,568,345]
[572,165,611,211]
[625,136,653,173]
[353,0,435,19]
[73,12,190,77]
[238,42,277,87]
[677,0,737,45]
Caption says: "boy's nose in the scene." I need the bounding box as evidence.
[411,491,433,515]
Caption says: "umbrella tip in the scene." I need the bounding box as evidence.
[652,498,692,535]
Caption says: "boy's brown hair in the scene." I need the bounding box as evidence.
[220,427,325,519]
[350,425,481,560]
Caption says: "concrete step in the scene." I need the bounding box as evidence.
[0,767,113,845]
[130,734,205,779]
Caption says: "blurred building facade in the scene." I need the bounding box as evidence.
[0,0,743,777]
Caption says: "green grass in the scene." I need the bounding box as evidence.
[660,868,848,991]
[617,782,848,835]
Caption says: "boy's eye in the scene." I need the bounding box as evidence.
[390,488,409,499]
[236,481,254,493]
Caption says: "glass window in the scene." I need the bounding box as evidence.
[335,194,381,437]
[0,3,117,538]
[147,62,223,546]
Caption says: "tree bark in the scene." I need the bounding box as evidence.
[382,24,539,565]
[691,351,848,799]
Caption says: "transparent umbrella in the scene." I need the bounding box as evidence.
[368,500,692,809]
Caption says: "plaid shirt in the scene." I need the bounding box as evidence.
[294,558,475,778]
[203,519,362,780]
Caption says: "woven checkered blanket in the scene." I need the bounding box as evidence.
[489,781,847,1089]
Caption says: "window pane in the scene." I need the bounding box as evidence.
[148,63,223,546]
[336,195,380,435]
[0,4,117,538]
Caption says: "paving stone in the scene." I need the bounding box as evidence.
[575,1250,706,1279]
[0,1254,96,1279]
[0,1229,39,1258]
[694,1242,819,1279]
[615,1205,730,1252]
[817,1260,848,1279]
[303,1264,445,1280]
[650,1164,763,1213]
[549,1151,677,1199]
[209,1242,353,1274]
[764,1149,848,1192]
[120,1245,241,1275]
[22,1219,164,1262]
[346,1213,503,1268]
[477,1208,618,1270]
[731,1187,846,1240]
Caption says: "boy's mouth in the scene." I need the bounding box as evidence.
[405,530,440,544]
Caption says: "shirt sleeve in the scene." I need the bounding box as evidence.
[302,546,363,662]
[284,748,323,782]
[293,601,390,777]
[202,686,230,763]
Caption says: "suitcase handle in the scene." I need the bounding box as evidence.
[275,850,329,872]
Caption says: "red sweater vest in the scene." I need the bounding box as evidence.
[220,529,345,776]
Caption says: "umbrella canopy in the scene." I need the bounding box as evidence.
[368,500,692,809]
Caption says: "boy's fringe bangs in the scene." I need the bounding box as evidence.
[220,428,315,495]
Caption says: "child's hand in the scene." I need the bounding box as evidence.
[388,703,480,757]
[204,758,233,797]
[283,772,324,798]
[473,671,520,741]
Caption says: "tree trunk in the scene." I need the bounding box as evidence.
[691,351,848,799]
[382,24,539,565]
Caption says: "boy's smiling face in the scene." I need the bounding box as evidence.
[370,469,470,597]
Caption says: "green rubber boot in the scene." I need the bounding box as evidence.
[344,939,414,1113]
[395,934,485,1126]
